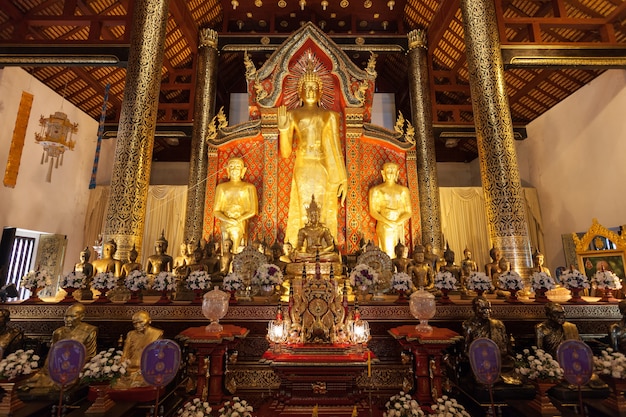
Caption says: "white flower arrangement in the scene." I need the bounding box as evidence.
[222,272,244,292]
[152,271,177,291]
[80,348,129,385]
[430,396,471,417]
[125,270,149,292]
[0,349,40,380]
[434,271,457,290]
[92,272,117,290]
[593,269,623,290]
[514,346,563,382]
[20,270,51,289]
[187,271,212,291]
[391,272,412,292]
[349,264,379,289]
[60,271,87,289]
[531,272,556,291]
[217,396,253,417]
[252,263,284,287]
[561,268,590,290]
[594,348,626,379]
[177,397,213,417]
[498,270,525,291]
[466,271,493,292]
[383,391,425,417]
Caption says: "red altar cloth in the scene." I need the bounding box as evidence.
[389,326,462,404]
[262,344,373,363]
[177,324,249,404]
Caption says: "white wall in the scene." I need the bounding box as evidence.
[0,67,99,273]
[517,69,626,271]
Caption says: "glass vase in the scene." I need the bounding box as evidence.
[409,288,436,333]
[202,286,230,333]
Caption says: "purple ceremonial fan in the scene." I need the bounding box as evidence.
[469,337,501,385]
[141,339,181,388]
[48,339,86,386]
[557,340,593,386]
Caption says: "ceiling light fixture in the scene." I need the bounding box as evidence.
[231,0,239,10]
[364,0,372,8]
[340,0,349,8]
[299,0,306,10]
[321,0,328,10]
[254,0,263,6]
[387,0,395,10]
[278,0,287,7]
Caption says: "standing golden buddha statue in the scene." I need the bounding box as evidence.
[278,59,347,245]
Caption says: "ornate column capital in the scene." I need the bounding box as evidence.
[199,28,218,49]
[407,29,427,51]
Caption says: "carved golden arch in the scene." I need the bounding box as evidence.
[573,218,626,282]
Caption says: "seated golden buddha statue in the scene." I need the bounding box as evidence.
[145,231,174,275]
[112,311,163,389]
[120,245,142,279]
[294,195,339,262]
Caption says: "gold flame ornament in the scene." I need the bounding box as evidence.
[35,111,78,182]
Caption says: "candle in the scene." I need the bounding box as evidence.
[367,351,371,377]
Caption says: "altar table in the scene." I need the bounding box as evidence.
[176,324,249,404]
[388,325,462,404]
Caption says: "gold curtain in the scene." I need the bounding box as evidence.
[439,187,543,272]
[84,185,188,265]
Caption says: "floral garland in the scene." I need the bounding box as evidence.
[222,272,244,292]
[430,396,471,417]
[383,391,425,417]
[391,272,412,292]
[560,268,590,290]
[152,271,177,291]
[80,348,129,385]
[20,270,51,289]
[253,263,284,287]
[593,269,623,290]
[531,272,555,291]
[92,272,117,290]
[217,396,254,417]
[466,271,493,292]
[0,349,40,380]
[498,270,525,291]
[187,271,212,291]
[514,346,563,382]
[434,271,457,290]
[60,271,87,289]
[177,398,213,417]
[349,264,379,289]
[125,270,149,292]
[594,348,626,379]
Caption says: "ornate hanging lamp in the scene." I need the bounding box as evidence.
[35,110,78,182]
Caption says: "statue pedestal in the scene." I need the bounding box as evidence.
[261,345,372,407]
[389,326,462,404]
[286,260,344,277]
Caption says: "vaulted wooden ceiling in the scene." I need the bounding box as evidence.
[1,0,625,163]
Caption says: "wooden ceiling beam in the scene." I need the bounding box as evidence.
[71,67,124,110]
[169,0,199,52]
[427,0,459,54]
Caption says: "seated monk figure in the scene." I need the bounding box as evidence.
[610,299,626,354]
[112,311,163,389]
[463,296,520,385]
[0,309,24,355]
[19,303,97,393]
[295,195,338,261]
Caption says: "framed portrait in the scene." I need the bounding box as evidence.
[577,250,626,281]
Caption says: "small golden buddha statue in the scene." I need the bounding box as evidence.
[213,157,259,253]
[485,246,502,293]
[145,231,173,275]
[120,244,142,279]
[408,245,433,289]
[460,247,478,291]
[392,242,411,274]
[368,162,412,259]
[441,243,461,282]
[295,195,338,261]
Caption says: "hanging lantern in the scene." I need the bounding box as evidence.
[35,111,78,182]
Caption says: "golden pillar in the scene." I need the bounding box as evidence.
[102,0,170,260]
[407,29,443,251]
[184,29,219,245]
[460,0,532,271]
